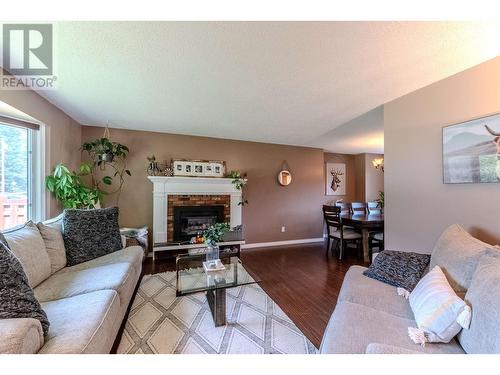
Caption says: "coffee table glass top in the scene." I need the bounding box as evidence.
[176,254,260,296]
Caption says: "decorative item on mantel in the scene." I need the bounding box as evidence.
[173,159,226,177]
[227,170,248,206]
[146,156,174,176]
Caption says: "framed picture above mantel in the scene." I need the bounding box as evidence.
[172,159,226,177]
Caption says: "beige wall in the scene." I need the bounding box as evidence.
[323,153,356,203]
[0,88,82,217]
[384,56,500,252]
[81,126,326,244]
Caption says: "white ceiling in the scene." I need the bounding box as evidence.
[14,22,500,152]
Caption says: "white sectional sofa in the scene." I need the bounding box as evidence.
[0,216,144,354]
[320,224,500,354]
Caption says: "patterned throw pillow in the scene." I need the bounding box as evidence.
[363,250,430,291]
[63,207,123,266]
[0,240,50,335]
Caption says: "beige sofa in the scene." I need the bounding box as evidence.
[320,224,500,354]
[0,216,144,354]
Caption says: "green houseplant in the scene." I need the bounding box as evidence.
[81,137,131,204]
[203,223,231,246]
[45,163,103,208]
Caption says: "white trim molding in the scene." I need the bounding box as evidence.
[242,238,324,249]
[147,176,242,246]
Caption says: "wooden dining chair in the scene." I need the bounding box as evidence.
[367,201,382,215]
[369,231,384,258]
[351,202,367,214]
[335,202,352,214]
[322,205,362,259]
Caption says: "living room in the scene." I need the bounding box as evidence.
[1,1,499,373]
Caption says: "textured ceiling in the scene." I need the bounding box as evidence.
[13,21,500,152]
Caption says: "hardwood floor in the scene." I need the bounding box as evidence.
[140,242,367,349]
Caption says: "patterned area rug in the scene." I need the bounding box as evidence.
[117,271,317,354]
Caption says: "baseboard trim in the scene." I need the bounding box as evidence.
[241,238,324,249]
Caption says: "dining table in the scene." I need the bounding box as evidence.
[340,212,384,262]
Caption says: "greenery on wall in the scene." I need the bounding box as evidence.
[227,170,248,206]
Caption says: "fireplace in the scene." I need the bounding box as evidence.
[173,205,225,242]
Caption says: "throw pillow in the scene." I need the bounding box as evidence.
[63,207,123,266]
[363,250,430,291]
[407,266,471,345]
[37,222,67,274]
[458,254,500,353]
[429,224,498,294]
[3,221,52,288]
[0,240,50,336]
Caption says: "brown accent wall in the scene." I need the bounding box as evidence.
[0,85,82,217]
[384,56,500,252]
[81,126,326,244]
[167,194,231,240]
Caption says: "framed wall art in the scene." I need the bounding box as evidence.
[326,162,346,195]
[443,112,500,184]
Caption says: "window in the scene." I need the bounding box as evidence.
[0,120,44,230]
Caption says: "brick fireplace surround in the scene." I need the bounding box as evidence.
[167,194,231,241]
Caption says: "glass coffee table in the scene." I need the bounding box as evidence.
[176,254,260,327]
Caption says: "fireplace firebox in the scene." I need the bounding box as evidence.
[173,205,225,242]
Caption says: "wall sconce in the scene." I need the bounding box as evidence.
[372,157,384,172]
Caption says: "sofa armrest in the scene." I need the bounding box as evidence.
[0,318,44,354]
[365,343,423,354]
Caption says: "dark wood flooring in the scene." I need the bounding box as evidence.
[140,242,367,349]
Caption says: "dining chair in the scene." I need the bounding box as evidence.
[351,202,367,214]
[322,205,362,259]
[335,202,352,214]
[367,201,382,215]
[369,231,384,258]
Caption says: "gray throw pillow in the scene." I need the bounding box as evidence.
[0,240,50,335]
[63,207,123,266]
[363,250,430,291]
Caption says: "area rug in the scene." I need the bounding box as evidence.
[117,271,318,354]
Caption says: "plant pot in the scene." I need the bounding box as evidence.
[100,153,114,162]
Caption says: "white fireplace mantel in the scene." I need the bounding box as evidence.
[148,176,242,245]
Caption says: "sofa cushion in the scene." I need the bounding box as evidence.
[409,266,470,344]
[0,318,44,354]
[338,265,413,319]
[458,254,500,354]
[363,250,430,291]
[320,301,465,354]
[63,207,123,266]
[34,262,137,303]
[0,241,50,335]
[430,224,497,294]
[40,289,120,354]
[3,221,51,288]
[56,246,144,275]
[37,222,67,274]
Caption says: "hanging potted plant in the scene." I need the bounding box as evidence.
[81,127,131,205]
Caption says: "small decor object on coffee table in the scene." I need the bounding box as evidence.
[202,223,230,270]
